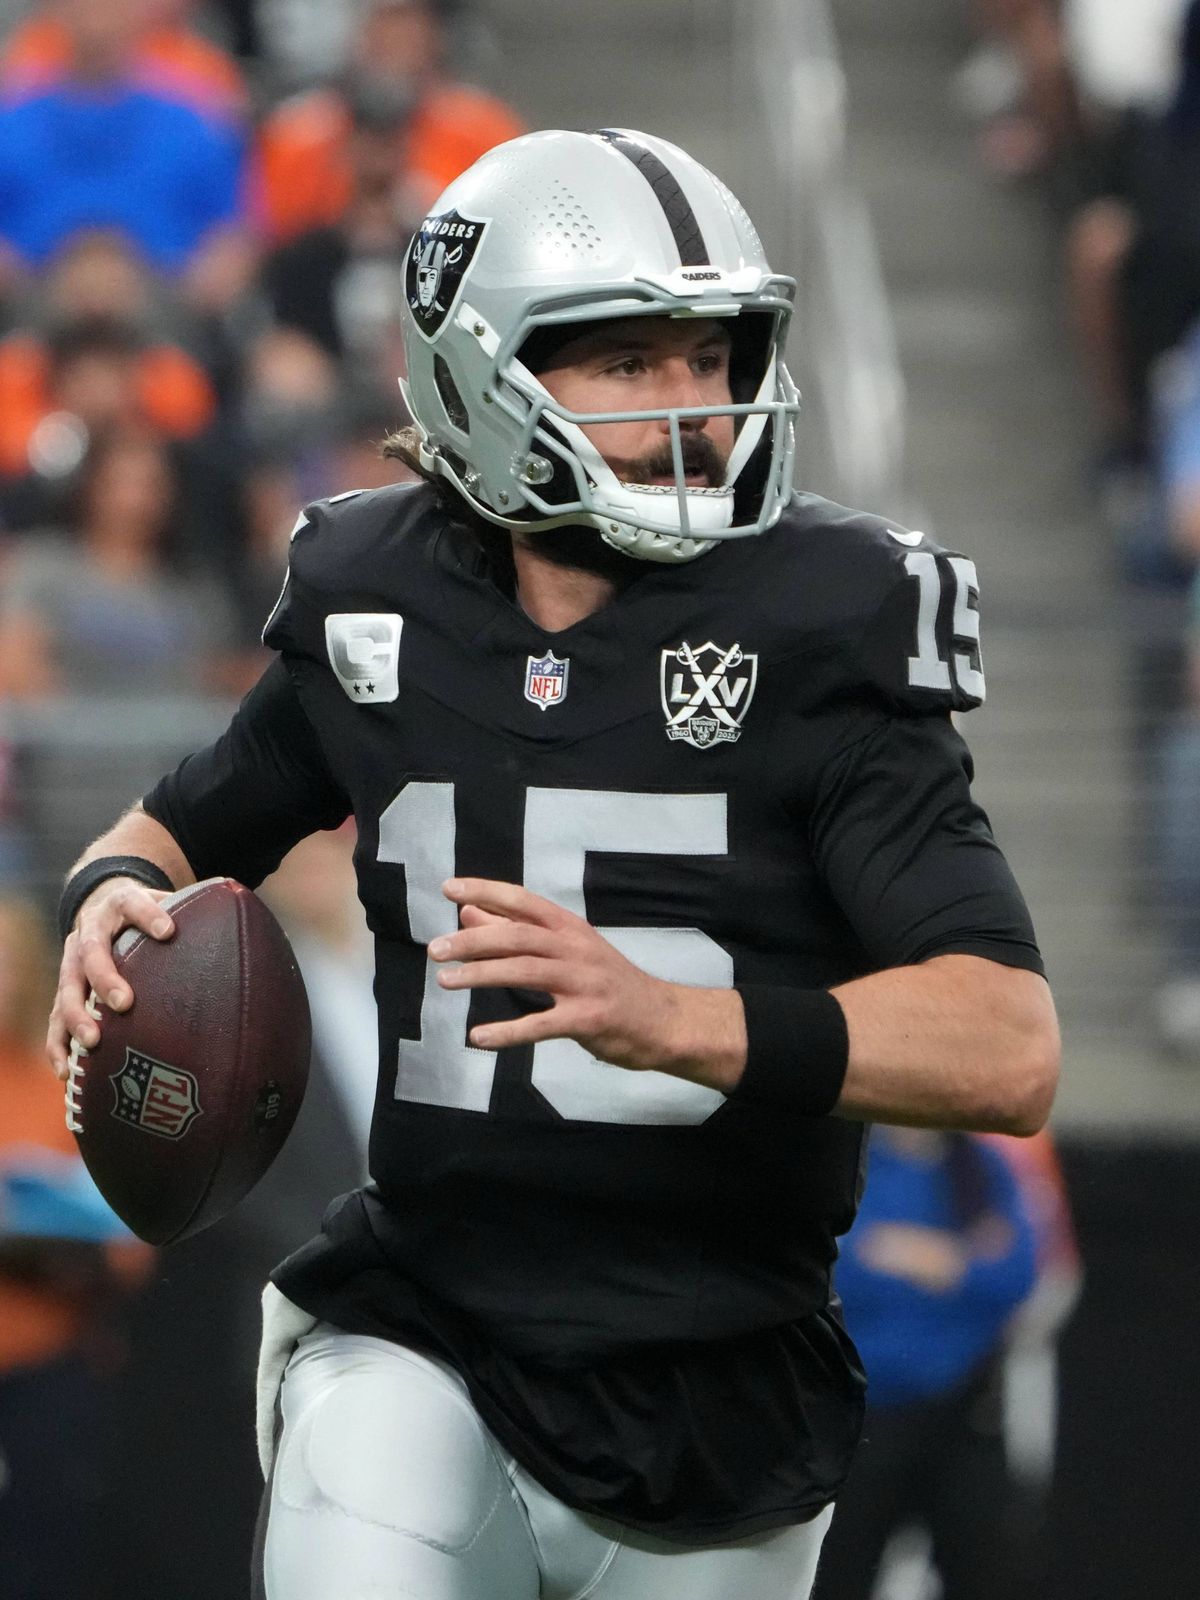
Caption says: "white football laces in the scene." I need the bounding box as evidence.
[64,988,101,1134]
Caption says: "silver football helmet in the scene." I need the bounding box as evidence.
[398,129,800,563]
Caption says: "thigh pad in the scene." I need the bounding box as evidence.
[275,1333,512,1556]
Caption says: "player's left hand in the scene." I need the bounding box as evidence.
[431,877,731,1081]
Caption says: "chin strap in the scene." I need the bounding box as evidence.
[599,524,717,563]
[597,483,732,562]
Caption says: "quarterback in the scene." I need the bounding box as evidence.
[48,129,1059,1599]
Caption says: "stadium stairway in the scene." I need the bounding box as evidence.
[832,0,1195,1132]
[487,0,1195,1132]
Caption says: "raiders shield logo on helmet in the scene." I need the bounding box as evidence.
[406,208,489,339]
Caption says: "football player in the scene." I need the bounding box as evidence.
[47,129,1060,1600]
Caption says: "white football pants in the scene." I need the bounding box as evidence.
[256,1319,832,1600]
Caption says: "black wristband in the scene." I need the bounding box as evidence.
[732,985,849,1117]
[59,855,176,942]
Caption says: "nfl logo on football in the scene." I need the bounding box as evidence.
[109,1047,203,1140]
[524,651,569,710]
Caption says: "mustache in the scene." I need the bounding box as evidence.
[620,432,728,488]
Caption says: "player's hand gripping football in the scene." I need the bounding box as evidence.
[47,881,176,1080]
[431,878,745,1091]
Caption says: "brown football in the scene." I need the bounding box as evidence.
[66,877,311,1245]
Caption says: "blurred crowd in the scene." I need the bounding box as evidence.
[0,891,155,1596]
[958,0,1200,1059]
[0,0,523,892]
[0,5,519,1593]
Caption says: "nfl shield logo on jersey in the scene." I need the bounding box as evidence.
[661,640,758,749]
[524,651,569,709]
[109,1049,202,1140]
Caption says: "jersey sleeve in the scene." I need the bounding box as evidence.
[142,655,351,887]
[808,708,1044,974]
[260,506,313,654]
[260,490,369,656]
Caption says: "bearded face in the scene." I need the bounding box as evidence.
[415,238,446,310]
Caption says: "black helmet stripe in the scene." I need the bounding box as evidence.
[596,130,711,267]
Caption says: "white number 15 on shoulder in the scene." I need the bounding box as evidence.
[904,550,986,702]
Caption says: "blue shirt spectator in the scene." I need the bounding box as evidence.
[835,1127,1038,1407]
[1155,319,1200,494]
[0,79,246,274]
[0,1147,134,1244]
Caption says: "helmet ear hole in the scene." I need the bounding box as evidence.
[728,310,776,426]
[521,415,584,513]
[434,356,470,434]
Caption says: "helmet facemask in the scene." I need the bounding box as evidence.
[406,293,800,565]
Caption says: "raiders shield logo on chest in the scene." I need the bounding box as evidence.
[661,640,758,749]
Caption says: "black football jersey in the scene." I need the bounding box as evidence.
[143,483,1042,1540]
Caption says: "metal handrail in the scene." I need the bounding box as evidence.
[739,0,907,507]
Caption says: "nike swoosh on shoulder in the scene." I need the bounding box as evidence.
[886,527,925,546]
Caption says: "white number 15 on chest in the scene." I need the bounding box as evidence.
[378,784,732,1128]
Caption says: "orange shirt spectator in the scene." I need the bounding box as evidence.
[0,326,215,480]
[254,80,524,244]
[1,893,153,1598]
[252,0,520,240]
[1,1045,99,1371]
[981,1128,1081,1287]
[0,895,152,1376]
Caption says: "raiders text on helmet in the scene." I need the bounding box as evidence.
[399,128,801,563]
